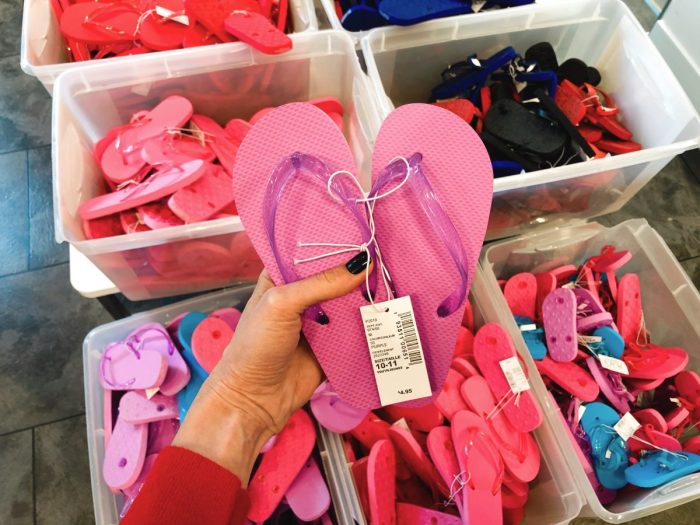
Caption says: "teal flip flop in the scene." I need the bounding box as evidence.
[580,402,630,489]
[625,450,700,488]
[177,311,208,421]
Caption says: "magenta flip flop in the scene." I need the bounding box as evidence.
[434,369,468,420]
[388,425,449,497]
[452,410,504,525]
[535,272,557,320]
[504,273,537,319]
[191,316,233,373]
[118,391,178,424]
[247,409,316,523]
[460,375,540,483]
[628,424,682,454]
[585,356,633,413]
[382,403,444,433]
[367,439,397,525]
[350,412,391,451]
[451,356,479,378]
[426,426,464,517]
[285,456,331,521]
[542,288,577,362]
[536,357,599,401]
[473,323,543,433]
[147,419,179,455]
[616,273,643,344]
[234,102,492,409]
[210,307,242,330]
[310,381,369,433]
[453,327,474,357]
[352,457,371,518]
[631,409,668,433]
[396,502,461,524]
[168,164,235,223]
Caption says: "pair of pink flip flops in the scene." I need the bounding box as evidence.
[234,102,493,410]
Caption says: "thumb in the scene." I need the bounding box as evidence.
[278,252,371,315]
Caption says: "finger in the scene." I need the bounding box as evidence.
[244,269,276,313]
[276,252,372,315]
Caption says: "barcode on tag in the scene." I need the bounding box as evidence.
[614,412,641,441]
[360,296,432,406]
[598,355,629,375]
[499,357,530,394]
[519,324,537,332]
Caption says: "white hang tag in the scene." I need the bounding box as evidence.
[577,404,587,424]
[578,334,603,344]
[519,323,537,332]
[145,387,159,399]
[614,412,641,441]
[499,357,530,394]
[562,282,576,289]
[360,296,432,406]
[472,0,487,13]
[598,354,629,375]
[393,418,410,431]
[155,6,190,25]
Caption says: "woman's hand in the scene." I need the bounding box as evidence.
[173,253,370,485]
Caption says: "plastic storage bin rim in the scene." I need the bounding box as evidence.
[52,29,382,257]
[479,218,700,523]
[358,0,700,194]
[20,0,320,93]
[319,266,587,525]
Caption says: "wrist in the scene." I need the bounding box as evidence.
[173,382,271,487]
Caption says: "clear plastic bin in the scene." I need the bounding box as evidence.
[360,0,700,240]
[53,30,381,301]
[21,0,319,94]
[318,268,586,525]
[83,286,358,525]
[479,219,700,522]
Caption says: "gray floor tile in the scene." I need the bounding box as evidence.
[35,415,94,525]
[0,0,23,58]
[0,149,28,276]
[29,146,68,268]
[599,157,700,261]
[0,55,51,154]
[622,0,659,31]
[0,264,111,434]
[572,498,700,524]
[681,256,700,289]
[0,430,33,525]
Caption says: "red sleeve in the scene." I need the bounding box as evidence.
[121,446,250,525]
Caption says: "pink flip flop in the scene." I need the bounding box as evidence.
[168,164,235,223]
[103,415,148,491]
[627,424,682,454]
[504,273,537,319]
[453,327,474,357]
[451,357,479,378]
[473,323,543,433]
[451,410,504,525]
[285,457,331,521]
[211,307,242,330]
[550,264,578,285]
[190,115,238,175]
[118,391,178,424]
[434,369,468,420]
[99,341,168,391]
[535,272,557,320]
[542,288,577,362]
[310,381,369,433]
[631,409,668,433]
[247,409,316,523]
[147,419,179,455]
[367,439,397,525]
[124,323,190,396]
[137,201,185,230]
[535,357,599,401]
[426,426,464,517]
[396,503,461,525]
[351,457,371,518]
[383,404,444,433]
[233,103,492,409]
[350,412,391,451]
[501,471,528,509]
[624,343,689,380]
[616,273,642,344]
[460,376,540,483]
[462,299,474,332]
[388,425,449,497]
[588,246,631,273]
[191,316,233,373]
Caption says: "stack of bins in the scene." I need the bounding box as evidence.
[51,30,382,301]
[359,0,700,240]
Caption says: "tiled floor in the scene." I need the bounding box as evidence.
[0,1,699,524]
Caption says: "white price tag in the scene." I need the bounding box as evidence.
[155,6,190,25]
[598,354,629,375]
[578,334,602,344]
[577,404,587,424]
[145,387,159,399]
[360,296,432,406]
[614,412,641,441]
[519,324,537,332]
[393,418,410,431]
[499,357,530,394]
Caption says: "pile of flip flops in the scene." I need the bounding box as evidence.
[334,0,534,31]
[498,245,700,502]
[79,95,345,240]
[99,306,336,523]
[431,42,640,176]
[310,302,545,525]
[52,0,292,61]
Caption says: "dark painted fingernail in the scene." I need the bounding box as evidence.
[316,311,330,325]
[346,252,369,274]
